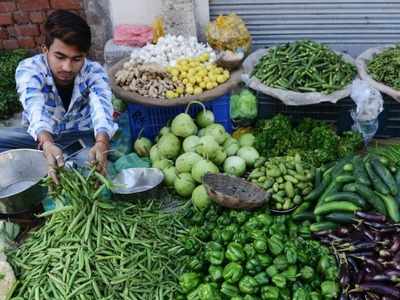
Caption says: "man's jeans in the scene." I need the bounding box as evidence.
[0,127,95,156]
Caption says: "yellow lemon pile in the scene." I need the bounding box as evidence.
[165,53,230,99]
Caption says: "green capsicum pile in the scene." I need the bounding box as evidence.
[176,205,340,299]
[247,154,314,210]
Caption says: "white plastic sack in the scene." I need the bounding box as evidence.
[0,253,16,300]
[351,79,383,121]
[356,45,400,102]
[241,48,356,106]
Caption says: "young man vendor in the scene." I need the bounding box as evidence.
[0,10,117,182]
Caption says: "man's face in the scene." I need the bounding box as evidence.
[43,38,86,86]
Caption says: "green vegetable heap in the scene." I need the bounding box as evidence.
[367,45,400,90]
[251,40,356,94]
[176,205,340,299]
[7,169,186,299]
[254,115,363,167]
[248,154,314,210]
[230,89,258,121]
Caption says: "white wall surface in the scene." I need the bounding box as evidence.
[110,0,209,39]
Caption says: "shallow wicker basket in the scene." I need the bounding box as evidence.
[203,173,270,210]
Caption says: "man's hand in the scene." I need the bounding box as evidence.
[42,141,64,184]
[88,133,109,174]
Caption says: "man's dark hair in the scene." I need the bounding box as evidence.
[44,10,91,53]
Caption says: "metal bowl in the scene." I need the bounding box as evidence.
[111,168,164,195]
[0,149,48,214]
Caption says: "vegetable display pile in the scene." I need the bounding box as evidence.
[293,153,400,231]
[314,211,400,300]
[7,169,186,299]
[165,54,230,98]
[128,34,216,67]
[176,205,340,299]
[367,45,400,90]
[254,115,363,167]
[247,154,314,211]
[251,40,356,94]
[140,101,260,209]
[115,62,180,98]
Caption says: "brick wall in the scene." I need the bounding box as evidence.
[0,0,85,51]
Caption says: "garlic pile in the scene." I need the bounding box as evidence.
[129,35,216,67]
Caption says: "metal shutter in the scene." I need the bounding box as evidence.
[209,0,400,57]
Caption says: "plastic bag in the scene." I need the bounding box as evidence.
[230,88,258,120]
[113,24,153,47]
[152,16,165,44]
[206,14,251,54]
[109,112,132,162]
[0,253,16,300]
[350,79,384,143]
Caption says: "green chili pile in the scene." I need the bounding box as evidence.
[367,45,400,90]
[7,168,187,300]
[176,205,340,299]
[251,40,356,94]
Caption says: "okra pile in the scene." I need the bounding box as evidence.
[367,45,400,90]
[251,40,356,94]
[248,154,314,211]
[176,205,340,299]
[7,168,187,300]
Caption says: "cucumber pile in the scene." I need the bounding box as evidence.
[292,154,400,230]
[247,154,315,211]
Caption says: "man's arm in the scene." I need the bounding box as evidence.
[86,63,118,172]
[16,60,55,141]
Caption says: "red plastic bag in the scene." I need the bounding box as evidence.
[113,24,153,47]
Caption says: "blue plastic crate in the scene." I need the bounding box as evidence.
[127,94,232,141]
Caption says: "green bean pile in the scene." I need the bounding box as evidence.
[251,40,356,94]
[367,45,400,90]
[7,168,187,300]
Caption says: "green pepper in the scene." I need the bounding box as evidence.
[226,242,245,262]
[212,229,223,243]
[217,215,231,226]
[317,256,331,273]
[192,212,204,224]
[233,231,249,244]
[220,282,239,297]
[253,239,268,253]
[250,229,266,240]
[268,235,284,255]
[229,210,238,219]
[285,246,297,264]
[324,266,338,281]
[209,265,223,282]
[282,265,298,282]
[321,281,339,299]
[273,255,288,271]
[256,254,272,267]
[288,222,299,238]
[179,272,201,294]
[243,296,258,300]
[246,258,261,275]
[293,288,309,300]
[310,291,321,300]
[184,237,200,254]
[244,243,256,259]
[311,279,321,290]
[198,283,222,300]
[269,224,286,236]
[279,288,291,300]
[223,262,243,283]
[236,211,249,224]
[261,285,280,300]
[187,257,204,272]
[266,265,278,278]
[272,274,286,288]
[301,266,314,281]
[256,213,273,226]
[239,276,259,294]
[221,228,234,243]
[254,272,270,285]
[231,297,244,300]
[205,242,224,265]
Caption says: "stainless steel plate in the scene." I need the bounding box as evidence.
[111,168,164,194]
